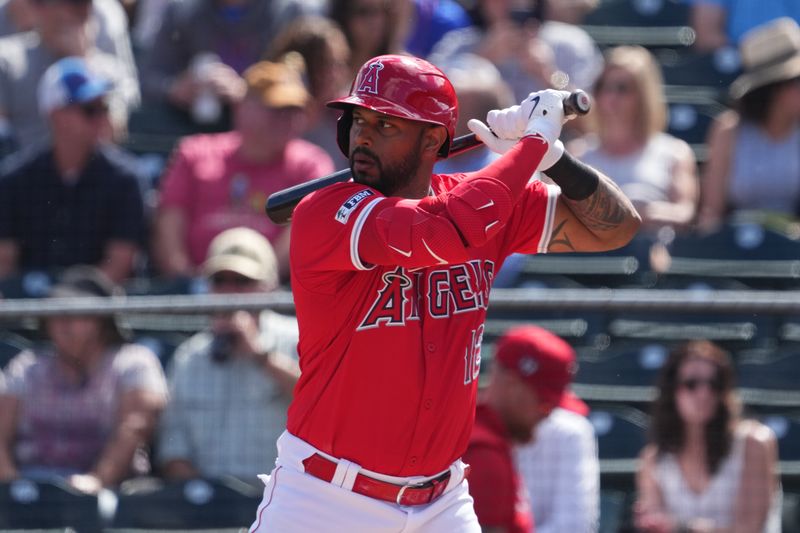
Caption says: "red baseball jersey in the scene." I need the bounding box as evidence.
[287,139,560,476]
[464,404,534,533]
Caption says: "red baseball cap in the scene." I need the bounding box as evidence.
[494,325,588,416]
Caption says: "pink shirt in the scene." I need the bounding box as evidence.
[159,131,334,265]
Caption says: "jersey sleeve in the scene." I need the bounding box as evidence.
[291,138,551,290]
[497,178,561,256]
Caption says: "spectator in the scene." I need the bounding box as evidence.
[138,0,322,123]
[434,53,514,173]
[688,0,800,53]
[329,0,405,83]
[698,18,800,232]
[152,59,334,282]
[0,0,139,155]
[0,57,146,284]
[463,325,590,533]
[429,0,602,104]
[0,265,168,493]
[515,401,599,532]
[268,15,352,167]
[569,46,699,234]
[634,340,782,533]
[541,0,597,25]
[397,0,471,59]
[158,227,299,483]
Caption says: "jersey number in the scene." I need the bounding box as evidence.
[463,325,484,385]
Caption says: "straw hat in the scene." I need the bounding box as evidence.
[730,17,800,100]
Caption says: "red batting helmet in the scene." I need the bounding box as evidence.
[327,54,458,157]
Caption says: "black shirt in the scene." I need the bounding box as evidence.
[0,144,145,272]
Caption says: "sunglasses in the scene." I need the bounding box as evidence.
[678,376,723,393]
[78,101,109,118]
[596,80,635,95]
[210,272,257,287]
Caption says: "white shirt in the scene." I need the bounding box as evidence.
[514,408,600,533]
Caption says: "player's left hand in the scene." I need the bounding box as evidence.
[467,118,516,154]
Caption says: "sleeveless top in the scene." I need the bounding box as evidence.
[579,132,687,205]
[655,425,782,532]
[729,122,800,215]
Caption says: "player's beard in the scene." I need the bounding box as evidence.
[350,134,425,197]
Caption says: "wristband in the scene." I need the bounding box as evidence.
[542,150,599,200]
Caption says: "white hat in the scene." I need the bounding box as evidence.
[202,227,279,290]
[730,17,800,99]
[38,56,113,116]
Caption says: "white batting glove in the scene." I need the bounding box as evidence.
[520,89,570,145]
[466,118,516,154]
[467,118,565,171]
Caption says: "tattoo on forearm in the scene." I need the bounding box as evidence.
[549,219,576,251]
[564,179,628,232]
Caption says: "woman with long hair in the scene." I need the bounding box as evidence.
[569,45,698,234]
[634,340,781,533]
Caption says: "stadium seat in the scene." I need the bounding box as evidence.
[582,0,693,49]
[0,479,102,532]
[783,492,800,533]
[0,331,33,369]
[659,48,742,90]
[512,234,654,289]
[589,405,649,476]
[737,346,800,407]
[109,477,262,530]
[573,341,670,403]
[605,309,775,355]
[760,413,800,463]
[658,222,800,290]
[599,489,630,533]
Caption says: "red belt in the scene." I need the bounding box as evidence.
[302,454,466,506]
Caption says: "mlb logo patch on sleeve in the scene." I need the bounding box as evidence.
[336,189,375,224]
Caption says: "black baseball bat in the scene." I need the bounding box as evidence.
[266,90,591,225]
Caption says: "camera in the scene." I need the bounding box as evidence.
[209,332,236,362]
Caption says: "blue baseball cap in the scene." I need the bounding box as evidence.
[37,56,113,116]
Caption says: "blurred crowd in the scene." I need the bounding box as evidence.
[0,0,795,293]
[0,0,798,531]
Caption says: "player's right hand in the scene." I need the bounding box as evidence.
[467,117,565,171]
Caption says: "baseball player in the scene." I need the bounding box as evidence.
[463,325,590,533]
[249,54,640,532]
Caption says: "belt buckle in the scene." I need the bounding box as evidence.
[395,480,427,506]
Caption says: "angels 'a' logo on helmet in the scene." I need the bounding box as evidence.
[356,60,384,95]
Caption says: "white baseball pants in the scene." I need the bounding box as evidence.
[248,431,480,533]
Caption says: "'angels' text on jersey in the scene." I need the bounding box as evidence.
[357,259,495,330]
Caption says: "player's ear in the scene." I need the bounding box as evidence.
[422,125,448,155]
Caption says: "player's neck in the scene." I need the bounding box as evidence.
[393,163,436,199]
